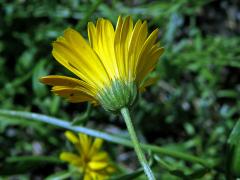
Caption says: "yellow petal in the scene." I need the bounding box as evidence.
[65,131,78,144]
[91,152,108,161]
[87,171,105,180]
[135,29,159,76]
[129,21,148,79]
[114,16,125,78]
[60,152,82,166]
[40,75,82,86]
[88,161,108,170]
[89,18,118,79]
[114,16,133,80]
[79,133,92,156]
[83,173,92,180]
[63,28,110,85]
[52,42,98,87]
[87,22,97,48]
[52,28,110,88]
[135,28,163,83]
[51,86,96,103]
[122,16,133,79]
[137,47,164,83]
[40,75,97,96]
[51,42,94,87]
[89,138,103,156]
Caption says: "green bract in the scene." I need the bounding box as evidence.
[96,80,138,113]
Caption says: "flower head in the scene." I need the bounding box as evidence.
[60,131,115,180]
[40,16,164,112]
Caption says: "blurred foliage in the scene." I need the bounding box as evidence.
[0,0,240,179]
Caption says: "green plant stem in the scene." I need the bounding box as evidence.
[0,109,215,168]
[121,107,155,180]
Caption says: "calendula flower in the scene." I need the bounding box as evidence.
[40,16,164,112]
[60,131,115,180]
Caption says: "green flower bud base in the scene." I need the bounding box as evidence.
[96,79,138,113]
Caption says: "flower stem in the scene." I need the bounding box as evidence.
[121,107,156,180]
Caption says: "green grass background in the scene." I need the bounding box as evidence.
[0,0,240,179]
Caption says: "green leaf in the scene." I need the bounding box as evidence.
[228,120,240,146]
[227,120,240,177]
[154,155,209,179]
[32,59,48,97]
[0,156,62,175]
[110,168,143,180]
[188,168,210,179]
[45,171,71,180]
[217,90,239,98]
[232,144,240,177]
[49,96,61,116]
[0,109,214,168]
[0,114,44,133]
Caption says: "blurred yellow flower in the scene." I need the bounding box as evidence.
[40,16,164,112]
[60,131,115,180]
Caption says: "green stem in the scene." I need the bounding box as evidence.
[121,107,156,180]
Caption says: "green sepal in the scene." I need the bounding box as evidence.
[96,79,138,113]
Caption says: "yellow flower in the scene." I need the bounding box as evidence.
[40,16,164,112]
[60,131,115,180]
